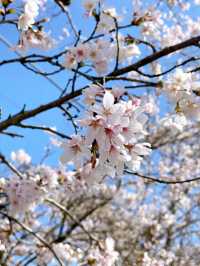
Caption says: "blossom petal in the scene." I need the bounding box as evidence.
[103,91,115,110]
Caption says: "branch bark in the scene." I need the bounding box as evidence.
[0,89,83,132]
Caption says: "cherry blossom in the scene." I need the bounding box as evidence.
[60,87,151,182]
[2,0,200,265]
[11,149,31,165]
[18,0,41,31]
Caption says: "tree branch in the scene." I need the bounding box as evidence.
[107,35,200,77]
[0,89,83,132]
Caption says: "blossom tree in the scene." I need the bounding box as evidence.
[1,0,200,265]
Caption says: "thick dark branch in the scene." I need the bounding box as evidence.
[0,54,52,67]
[135,56,200,78]
[107,35,200,77]
[0,89,82,132]
[0,131,23,138]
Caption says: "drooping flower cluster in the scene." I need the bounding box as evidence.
[3,0,200,265]
[60,86,151,183]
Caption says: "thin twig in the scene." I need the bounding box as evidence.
[18,123,71,139]
[0,211,64,266]
[46,198,98,244]
[0,153,24,179]
[125,170,200,184]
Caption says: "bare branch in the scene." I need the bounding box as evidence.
[126,170,200,184]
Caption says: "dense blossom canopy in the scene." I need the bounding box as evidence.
[1,0,200,265]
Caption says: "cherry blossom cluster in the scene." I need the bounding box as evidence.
[16,29,55,51]
[60,86,151,183]
[35,236,119,265]
[2,0,200,265]
[63,38,140,74]
[1,150,60,214]
[132,2,200,48]
[163,69,200,120]
[37,243,80,265]
[1,138,200,265]
[18,0,46,31]
[4,176,44,214]
[86,237,119,266]
[16,0,55,51]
